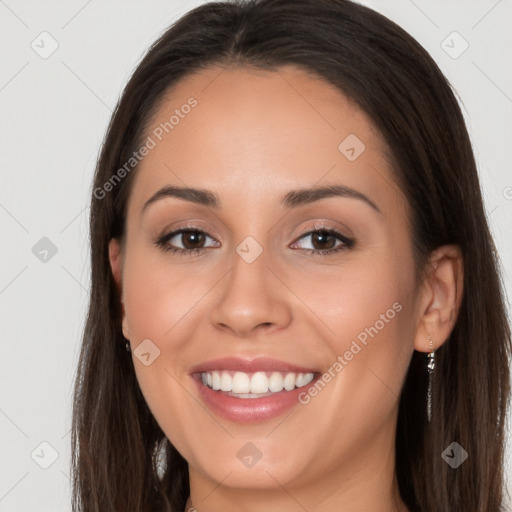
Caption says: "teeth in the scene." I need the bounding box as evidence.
[212,371,221,391]
[220,372,232,392]
[232,372,250,393]
[250,372,268,393]
[200,370,315,394]
[283,372,296,391]
[269,372,284,392]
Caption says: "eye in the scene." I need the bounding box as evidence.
[291,227,355,255]
[154,227,220,255]
[154,225,355,257]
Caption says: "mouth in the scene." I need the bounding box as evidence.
[190,357,321,422]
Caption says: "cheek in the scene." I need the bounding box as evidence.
[293,250,412,350]
[120,248,211,458]
[303,247,416,416]
[122,245,210,343]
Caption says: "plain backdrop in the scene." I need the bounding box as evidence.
[0,0,511,510]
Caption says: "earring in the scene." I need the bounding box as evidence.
[426,335,435,423]
[125,339,131,352]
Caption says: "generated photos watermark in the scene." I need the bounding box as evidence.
[298,301,403,404]
[93,97,198,200]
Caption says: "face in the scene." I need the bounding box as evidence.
[111,65,422,502]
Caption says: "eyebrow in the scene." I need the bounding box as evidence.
[141,184,382,214]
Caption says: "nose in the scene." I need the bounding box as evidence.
[209,245,293,338]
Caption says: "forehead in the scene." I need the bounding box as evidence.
[127,64,401,218]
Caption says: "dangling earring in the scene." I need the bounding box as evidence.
[125,339,131,352]
[426,335,435,423]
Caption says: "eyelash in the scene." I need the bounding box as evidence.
[154,224,355,257]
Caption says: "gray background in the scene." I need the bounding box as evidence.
[0,0,511,510]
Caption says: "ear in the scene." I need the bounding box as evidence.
[413,244,464,353]
[108,238,130,340]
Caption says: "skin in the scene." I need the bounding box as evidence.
[109,64,464,512]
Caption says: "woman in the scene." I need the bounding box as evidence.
[71,0,511,511]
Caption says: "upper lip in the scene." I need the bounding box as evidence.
[189,356,319,375]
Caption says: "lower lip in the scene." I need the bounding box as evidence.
[192,374,318,423]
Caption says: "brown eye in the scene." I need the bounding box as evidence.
[155,228,220,254]
[292,228,355,255]
[310,231,337,250]
[180,230,206,249]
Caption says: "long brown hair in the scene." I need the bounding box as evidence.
[71,1,512,510]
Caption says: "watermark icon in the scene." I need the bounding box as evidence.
[93,97,198,200]
[338,133,365,161]
[133,338,161,366]
[441,31,469,60]
[31,31,59,59]
[236,236,263,263]
[441,442,468,468]
[32,237,58,263]
[503,186,512,200]
[237,442,262,468]
[31,441,59,469]
[298,301,403,404]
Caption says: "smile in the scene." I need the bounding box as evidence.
[200,370,315,397]
[190,357,320,422]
